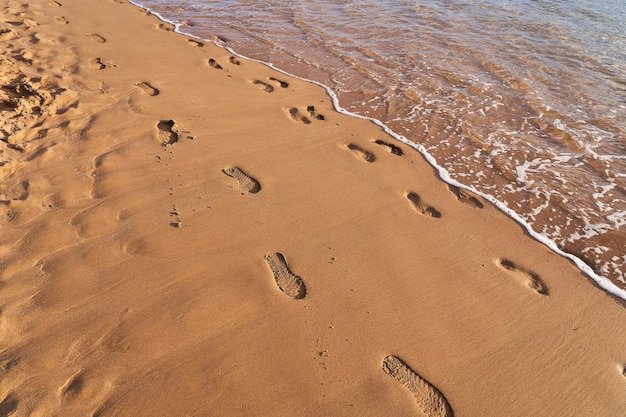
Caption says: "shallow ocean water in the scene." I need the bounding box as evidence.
[130,0,626,296]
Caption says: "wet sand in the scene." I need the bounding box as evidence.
[0,1,625,416]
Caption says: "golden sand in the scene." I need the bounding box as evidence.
[0,0,625,415]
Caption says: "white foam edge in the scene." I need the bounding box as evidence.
[127,0,626,303]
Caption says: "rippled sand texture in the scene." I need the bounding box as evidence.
[136,0,626,290]
[1,1,625,416]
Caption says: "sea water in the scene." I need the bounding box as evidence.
[128,0,626,300]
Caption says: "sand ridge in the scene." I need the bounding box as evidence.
[0,0,625,416]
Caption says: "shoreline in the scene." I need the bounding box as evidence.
[129,0,626,302]
[1,1,625,416]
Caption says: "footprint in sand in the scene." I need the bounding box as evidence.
[269,77,289,88]
[59,370,84,398]
[156,23,173,31]
[208,58,223,70]
[89,58,106,70]
[306,105,325,121]
[0,28,16,41]
[134,81,159,96]
[252,79,274,93]
[346,143,376,163]
[373,139,404,156]
[85,33,106,43]
[288,107,311,124]
[222,167,261,194]
[229,56,240,65]
[382,355,453,417]
[495,258,548,296]
[406,192,441,218]
[265,253,307,300]
[55,16,69,24]
[157,120,179,145]
[0,394,18,416]
[187,39,203,47]
[42,193,65,211]
[448,185,483,209]
[169,205,183,228]
[49,0,62,6]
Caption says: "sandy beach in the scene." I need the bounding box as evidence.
[1,1,625,416]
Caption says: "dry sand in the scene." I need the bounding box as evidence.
[1,0,625,416]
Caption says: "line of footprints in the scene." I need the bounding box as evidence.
[150,128,547,417]
[41,3,623,415]
[215,162,548,417]
[263,250,453,417]
[131,31,557,417]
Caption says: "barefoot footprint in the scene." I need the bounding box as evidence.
[253,80,274,93]
[264,253,306,299]
[208,59,223,70]
[288,107,311,124]
[346,143,375,163]
[156,23,173,31]
[382,355,453,417]
[406,192,441,218]
[269,77,289,88]
[135,81,159,96]
[495,258,548,296]
[187,39,204,47]
[448,185,483,209]
[222,167,261,194]
[373,139,404,156]
[85,33,105,43]
[306,105,325,120]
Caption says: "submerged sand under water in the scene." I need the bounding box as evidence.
[134,0,626,290]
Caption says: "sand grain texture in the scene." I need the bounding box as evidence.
[382,355,453,417]
[0,1,624,416]
[265,252,306,299]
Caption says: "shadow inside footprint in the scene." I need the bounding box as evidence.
[382,355,453,417]
[188,39,204,47]
[288,107,311,124]
[269,77,289,88]
[89,57,105,70]
[157,120,179,145]
[253,80,274,93]
[208,58,223,70]
[0,394,18,416]
[406,192,441,218]
[156,23,173,31]
[85,33,106,43]
[134,81,159,96]
[346,143,375,163]
[223,166,261,194]
[229,56,240,65]
[306,105,325,120]
[448,185,483,209]
[496,258,548,296]
[265,253,306,299]
[373,139,403,156]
